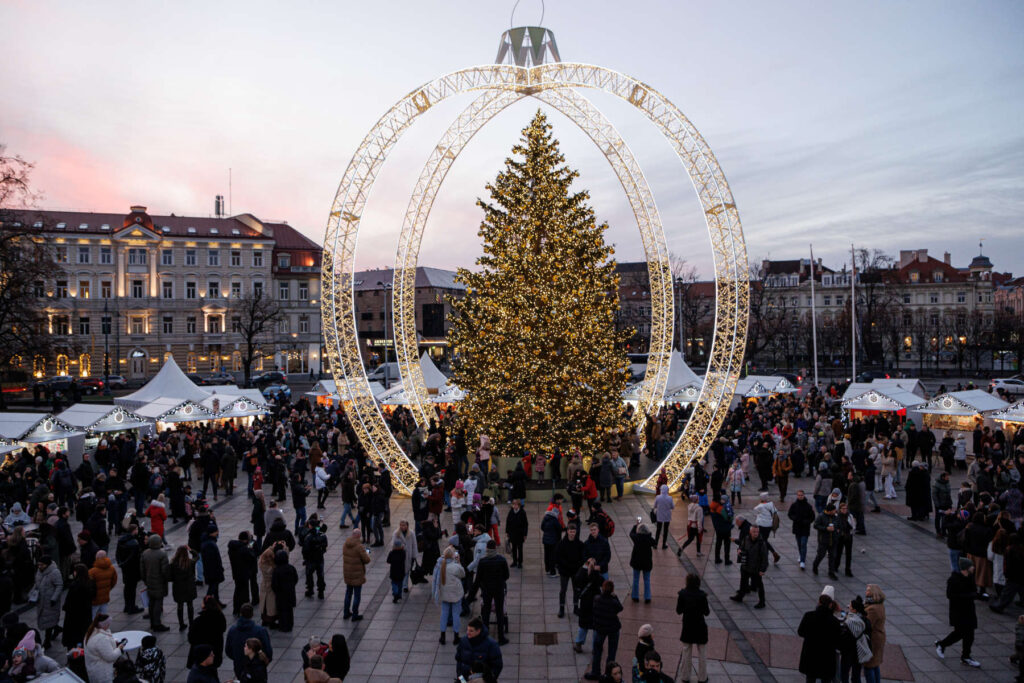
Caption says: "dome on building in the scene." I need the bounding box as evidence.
[970,254,993,269]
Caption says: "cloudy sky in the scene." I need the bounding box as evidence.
[2,1,1022,277]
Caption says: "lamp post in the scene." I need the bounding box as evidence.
[377,281,393,389]
[675,276,685,359]
[102,300,111,395]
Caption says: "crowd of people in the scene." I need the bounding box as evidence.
[0,375,1018,681]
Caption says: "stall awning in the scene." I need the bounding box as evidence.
[841,379,926,402]
[213,397,270,418]
[0,413,83,442]
[842,388,926,412]
[135,398,217,423]
[991,400,1024,425]
[58,404,152,433]
[432,384,466,403]
[918,390,1009,417]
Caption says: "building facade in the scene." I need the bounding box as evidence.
[12,205,321,380]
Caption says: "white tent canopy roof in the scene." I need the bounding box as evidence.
[419,352,449,390]
[919,390,1010,417]
[114,356,211,410]
[433,384,466,403]
[0,413,83,442]
[623,352,703,403]
[842,388,926,412]
[992,400,1024,424]
[135,398,216,423]
[58,404,151,433]
[842,379,926,402]
[307,379,387,401]
[214,397,269,418]
[733,377,774,398]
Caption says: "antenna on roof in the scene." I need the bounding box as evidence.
[229,168,233,217]
[978,238,985,255]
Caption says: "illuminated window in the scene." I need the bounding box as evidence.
[79,353,90,377]
[9,355,21,369]
[55,246,68,263]
[187,353,197,373]
[33,356,45,378]
[56,354,69,376]
[101,281,112,299]
[231,351,242,371]
[79,280,90,299]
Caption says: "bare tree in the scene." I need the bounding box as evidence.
[0,147,60,409]
[853,248,897,365]
[669,254,712,357]
[230,290,283,387]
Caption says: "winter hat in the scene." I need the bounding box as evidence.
[455,480,464,490]
[958,557,974,572]
[141,635,157,648]
[638,624,654,638]
[830,488,841,497]
[820,585,835,601]
[77,530,91,541]
[97,614,111,629]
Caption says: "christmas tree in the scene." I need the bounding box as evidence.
[448,110,631,458]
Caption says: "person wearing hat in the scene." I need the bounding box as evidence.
[186,643,219,683]
[34,554,63,648]
[935,557,982,668]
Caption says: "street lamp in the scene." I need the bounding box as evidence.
[675,276,685,359]
[377,281,393,389]
[103,300,110,395]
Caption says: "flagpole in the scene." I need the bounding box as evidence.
[810,245,819,389]
[850,243,857,380]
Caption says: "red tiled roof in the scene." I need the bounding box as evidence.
[266,222,320,250]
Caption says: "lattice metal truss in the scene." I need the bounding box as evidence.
[394,87,673,439]
[322,63,749,494]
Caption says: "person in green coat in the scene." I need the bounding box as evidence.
[141,534,170,631]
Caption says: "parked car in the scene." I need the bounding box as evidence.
[187,373,209,386]
[365,363,401,384]
[991,378,1024,398]
[79,377,106,394]
[261,384,291,400]
[106,375,128,390]
[203,371,235,385]
[34,376,74,393]
[251,371,287,388]
[856,370,893,383]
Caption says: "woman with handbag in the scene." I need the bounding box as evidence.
[839,596,872,683]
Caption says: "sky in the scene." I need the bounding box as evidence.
[2,1,1023,278]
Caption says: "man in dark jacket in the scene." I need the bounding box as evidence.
[474,541,510,645]
[300,517,328,599]
[504,499,528,569]
[455,617,503,679]
[140,533,170,631]
[932,471,954,539]
[936,557,981,668]
[555,525,585,618]
[85,505,110,552]
[290,474,310,534]
[261,517,296,552]
[200,527,225,606]
[583,522,611,578]
[729,526,768,608]
[811,505,839,580]
[991,534,1024,613]
[115,525,144,615]
[787,490,815,570]
[797,594,842,681]
[227,532,259,615]
[540,509,562,576]
[270,550,298,632]
[55,506,77,579]
[224,603,272,679]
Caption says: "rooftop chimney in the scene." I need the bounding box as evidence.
[917,249,928,263]
[130,205,147,213]
[944,252,951,265]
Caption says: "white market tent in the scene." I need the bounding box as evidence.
[379,383,412,406]
[841,378,926,402]
[0,442,20,457]
[622,351,703,404]
[432,384,466,404]
[419,352,449,392]
[58,404,152,434]
[135,398,217,425]
[115,356,210,411]
[211,396,269,419]
[841,387,926,427]
[0,413,83,443]
[918,390,1009,418]
[732,377,774,399]
[992,400,1024,435]
[306,379,387,403]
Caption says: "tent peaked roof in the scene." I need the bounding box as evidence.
[842,388,925,412]
[419,352,449,390]
[622,352,702,403]
[991,399,1024,424]
[115,356,209,409]
[919,390,1009,417]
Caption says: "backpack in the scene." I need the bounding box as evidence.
[771,504,781,532]
[599,511,615,537]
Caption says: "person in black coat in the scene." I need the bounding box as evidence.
[227,532,259,616]
[936,558,981,667]
[62,563,93,648]
[905,461,933,521]
[270,550,298,632]
[508,462,527,503]
[787,490,816,570]
[505,499,528,569]
[628,523,656,603]
[324,634,350,680]
[573,560,604,653]
[200,527,225,604]
[676,572,711,683]
[798,594,842,682]
[115,526,144,614]
[187,597,227,668]
[250,495,266,550]
[540,509,562,576]
[555,525,584,618]
[586,580,623,681]
[475,541,510,645]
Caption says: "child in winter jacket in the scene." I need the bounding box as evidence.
[135,635,166,683]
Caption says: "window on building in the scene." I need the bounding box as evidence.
[978,294,983,303]
[933,271,943,282]
[186,317,197,334]
[298,283,309,301]
[130,316,144,334]
[930,314,939,326]
[299,315,309,333]
[279,318,290,334]
[101,316,111,335]
[77,246,91,264]
[823,295,831,306]
[208,281,220,299]
[55,354,68,374]
[33,281,44,298]
[957,292,966,303]
[56,280,68,298]
[835,295,843,305]
[162,316,173,334]
[185,249,197,266]
[253,281,264,298]
[161,249,173,266]
[186,281,196,299]
[231,316,241,333]
[253,250,263,267]
[230,250,241,267]
[230,282,241,298]
[55,246,68,263]
[903,293,911,304]
[100,247,112,264]
[278,254,291,268]
[360,311,373,321]
[909,271,920,283]
[128,248,147,265]
[208,315,222,333]
[930,293,938,304]
[79,353,90,376]
[79,280,90,299]
[187,352,197,373]
[162,280,173,299]
[53,315,70,335]
[279,282,290,300]
[79,317,90,335]
[132,280,144,298]
[208,249,220,266]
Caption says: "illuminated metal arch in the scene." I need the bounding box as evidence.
[322,63,748,494]
[393,87,672,437]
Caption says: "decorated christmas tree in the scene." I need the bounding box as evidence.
[448,110,631,458]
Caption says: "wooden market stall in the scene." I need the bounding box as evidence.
[58,404,154,461]
[991,400,1024,440]
[0,412,84,468]
[135,398,217,431]
[841,387,926,426]
[917,390,1009,450]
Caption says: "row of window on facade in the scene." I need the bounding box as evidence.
[771,291,987,308]
[15,350,267,378]
[45,314,311,336]
[51,245,298,269]
[38,279,310,301]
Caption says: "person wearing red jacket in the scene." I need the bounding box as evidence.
[146,495,168,540]
[582,474,599,514]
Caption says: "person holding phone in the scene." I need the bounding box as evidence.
[83,613,123,683]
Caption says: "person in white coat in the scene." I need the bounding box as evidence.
[753,492,782,564]
[391,520,419,592]
[84,613,124,683]
[314,464,331,509]
[432,546,466,645]
[653,486,675,549]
